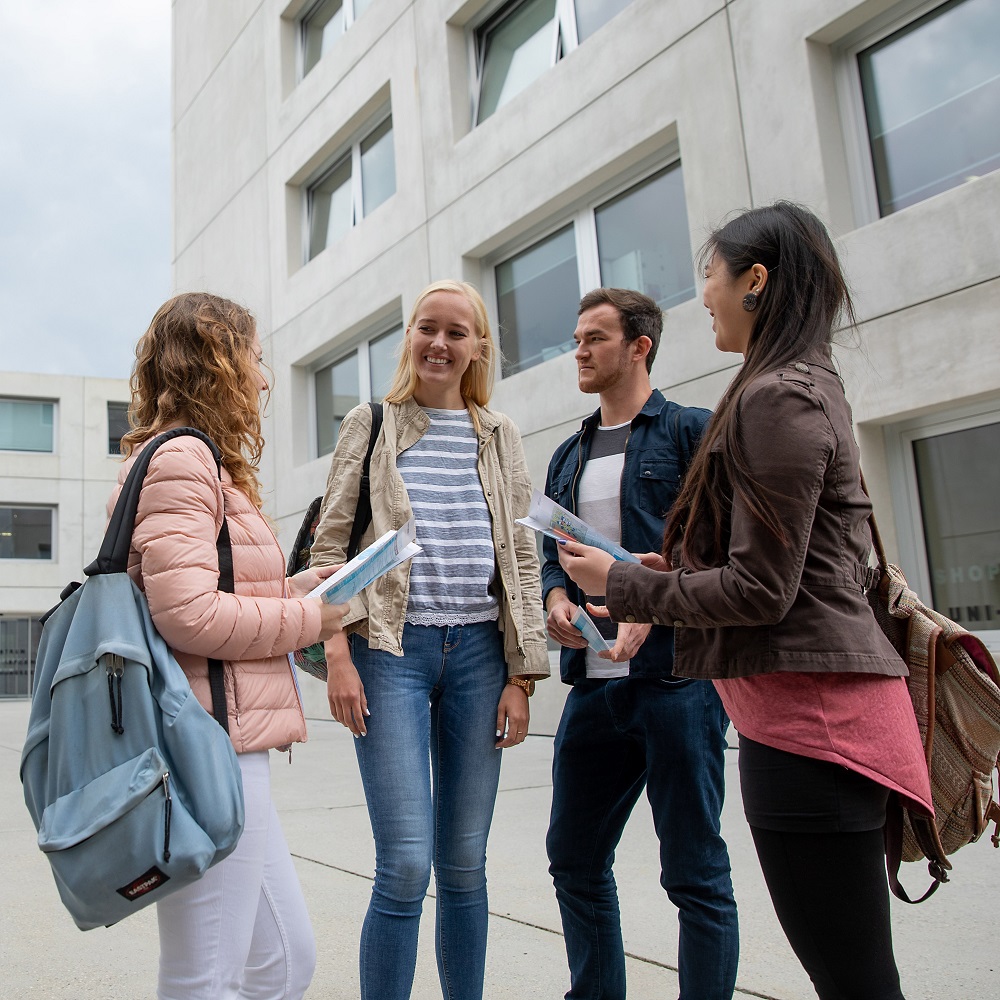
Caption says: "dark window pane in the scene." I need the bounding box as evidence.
[0,507,53,560]
[497,224,579,377]
[595,163,695,310]
[858,0,1000,216]
[315,352,359,456]
[0,615,43,697]
[369,325,403,402]
[913,420,1000,631]
[107,401,130,455]
[575,0,633,41]
[477,0,557,123]
[302,0,345,77]
[0,399,54,452]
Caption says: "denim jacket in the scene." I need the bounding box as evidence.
[541,389,710,684]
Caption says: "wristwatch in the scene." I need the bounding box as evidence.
[507,676,535,697]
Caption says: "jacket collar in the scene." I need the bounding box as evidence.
[393,395,501,439]
[578,387,666,437]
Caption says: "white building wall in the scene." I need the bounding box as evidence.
[172,0,1000,674]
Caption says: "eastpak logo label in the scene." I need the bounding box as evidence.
[116,866,170,902]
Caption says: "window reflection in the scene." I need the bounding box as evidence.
[913,420,1000,632]
[858,0,1000,215]
[315,351,359,455]
[369,325,403,402]
[302,0,346,77]
[575,0,632,42]
[595,163,694,311]
[360,117,396,216]
[496,225,579,377]
[309,156,353,261]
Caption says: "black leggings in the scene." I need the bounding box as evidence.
[740,737,905,1000]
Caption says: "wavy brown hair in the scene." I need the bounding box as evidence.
[121,292,268,509]
[664,202,854,569]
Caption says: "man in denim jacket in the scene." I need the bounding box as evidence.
[542,288,738,1000]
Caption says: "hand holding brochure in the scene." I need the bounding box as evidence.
[570,605,613,653]
[516,490,639,563]
[306,518,421,605]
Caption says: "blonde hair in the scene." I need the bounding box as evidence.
[121,292,268,509]
[382,280,497,426]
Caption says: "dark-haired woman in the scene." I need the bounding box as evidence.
[111,292,346,999]
[556,203,931,999]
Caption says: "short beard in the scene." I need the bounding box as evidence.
[579,345,633,394]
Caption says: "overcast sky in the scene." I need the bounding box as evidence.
[0,1,171,381]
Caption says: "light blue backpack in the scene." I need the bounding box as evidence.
[20,428,245,930]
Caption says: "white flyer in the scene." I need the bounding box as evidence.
[516,489,639,563]
[570,605,614,653]
[305,518,421,605]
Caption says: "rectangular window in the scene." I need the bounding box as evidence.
[0,615,43,698]
[314,322,403,455]
[494,160,694,377]
[854,0,1000,216]
[306,115,395,261]
[473,0,635,124]
[0,506,54,560]
[913,421,1000,630]
[0,398,54,452]
[300,0,372,78]
[107,401,130,456]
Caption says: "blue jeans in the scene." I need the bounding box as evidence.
[546,678,738,1000]
[350,621,508,1000]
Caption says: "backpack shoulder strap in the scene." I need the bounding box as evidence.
[346,402,384,560]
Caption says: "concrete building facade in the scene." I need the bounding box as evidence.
[0,372,131,695]
[171,0,1000,664]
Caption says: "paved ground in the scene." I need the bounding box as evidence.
[2,685,997,998]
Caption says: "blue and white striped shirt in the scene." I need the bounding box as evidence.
[397,408,498,626]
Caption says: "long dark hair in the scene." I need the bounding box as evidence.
[664,202,855,568]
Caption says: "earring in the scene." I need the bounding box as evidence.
[742,291,758,313]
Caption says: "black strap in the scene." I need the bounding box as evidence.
[346,402,383,560]
[92,427,233,732]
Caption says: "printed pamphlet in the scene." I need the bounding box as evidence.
[306,518,421,605]
[516,490,639,563]
[570,605,614,653]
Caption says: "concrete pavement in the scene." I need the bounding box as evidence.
[2,681,998,999]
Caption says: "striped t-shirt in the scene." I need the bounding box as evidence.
[396,407,498,626]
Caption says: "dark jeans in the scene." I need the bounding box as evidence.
[547,678,739,1000]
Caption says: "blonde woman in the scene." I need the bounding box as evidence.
[112,292,345,999]
[311,280,548,1000]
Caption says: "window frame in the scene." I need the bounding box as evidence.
[884,396,1000,651]
[310,319,404,457]
[470,0,636,126]
[302,109,395,263]
[297,0,370,81]
[834,0,980,227]
[0,504,57,562]
[485,151,691,378]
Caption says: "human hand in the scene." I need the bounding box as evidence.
[314,599,349,642]
[287,564,341,597]
[325,635,368,736]
[546,594,588,649]
[495,683,529,749]
[637,551,669,571]
[557,539,616,598]
[598,621,651,662]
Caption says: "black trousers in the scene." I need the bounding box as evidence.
[739,736,905,1000]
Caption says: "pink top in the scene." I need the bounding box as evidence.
[715,671,933,817]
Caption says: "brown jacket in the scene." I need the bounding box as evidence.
[606,348,906,680]
[310,398,549,679]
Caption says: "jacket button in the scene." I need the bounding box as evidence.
[794,362,810,373]
[651,615,660,625]
[625,614,636,623]
[673,619,684,627]
[643,470,651,476]
[499,542,506,549]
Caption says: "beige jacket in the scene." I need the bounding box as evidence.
[310,398,549,679]
[111,435,323,752]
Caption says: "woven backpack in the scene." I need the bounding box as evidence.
[866,509,1000,902]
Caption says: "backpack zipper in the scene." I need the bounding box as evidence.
[106,654,125,735]
[161,771,173,863]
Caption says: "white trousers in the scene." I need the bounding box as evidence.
[156,751,316,1000]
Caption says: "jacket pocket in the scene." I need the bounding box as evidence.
[637,460,680,518]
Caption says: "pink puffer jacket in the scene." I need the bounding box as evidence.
[109,435,323,753]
